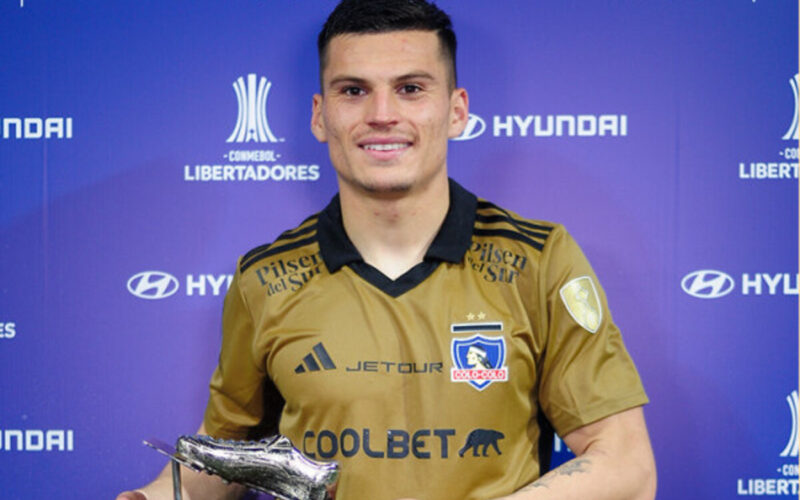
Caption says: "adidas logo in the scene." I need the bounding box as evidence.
[294,342,337,373]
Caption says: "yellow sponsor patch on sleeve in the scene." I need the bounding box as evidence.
[559,276,602,333]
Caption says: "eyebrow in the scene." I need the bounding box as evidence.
[327,71,438,89]
[394,71,437,83]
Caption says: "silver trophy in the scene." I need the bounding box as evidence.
[145,434,339,500]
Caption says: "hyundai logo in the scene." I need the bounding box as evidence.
[127,271,180,300]
[451,113,486,141]
[681,270,735,299]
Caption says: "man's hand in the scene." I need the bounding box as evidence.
[115,464,246,500]
[326,481,338,499]
[115,423,247,500]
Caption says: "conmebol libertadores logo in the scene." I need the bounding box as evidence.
[737,390,800,495]
[181,73,319,182]
[739,74,799,180]
[227,74,280,144]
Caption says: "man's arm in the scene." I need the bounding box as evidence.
[116,423,247,500]
[496,406,656,500]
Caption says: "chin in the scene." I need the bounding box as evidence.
[348,172,416,195]
[361,180,413,194]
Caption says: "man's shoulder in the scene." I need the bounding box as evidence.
[236,211,324,276]
[472,196,564,254]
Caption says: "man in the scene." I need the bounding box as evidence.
[118,1,656,498]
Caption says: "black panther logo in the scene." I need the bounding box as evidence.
[458,429,504,457]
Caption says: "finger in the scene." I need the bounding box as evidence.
[326,482,338,500]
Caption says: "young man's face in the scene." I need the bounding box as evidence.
[311,30,468,196]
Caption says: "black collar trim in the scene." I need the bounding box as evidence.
[317,179,478,294]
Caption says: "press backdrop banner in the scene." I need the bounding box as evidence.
[1,1,798,498]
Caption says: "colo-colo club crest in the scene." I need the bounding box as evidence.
[450,322,509,391]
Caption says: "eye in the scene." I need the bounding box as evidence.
[342,86,365,97]
[399,84,422,94]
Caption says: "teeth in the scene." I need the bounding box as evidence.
[363,143,408,151]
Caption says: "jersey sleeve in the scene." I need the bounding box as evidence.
[536,225,648,437]
[203,262,267,439]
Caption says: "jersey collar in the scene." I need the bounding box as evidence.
[317,178,478,274]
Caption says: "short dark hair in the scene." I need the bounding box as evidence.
[317,0,457,90]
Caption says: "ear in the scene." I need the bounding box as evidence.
[310,93,328,143]
[447,87,469,139]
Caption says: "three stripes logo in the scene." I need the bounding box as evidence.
[227,74,281,143]
[295,342,337,374]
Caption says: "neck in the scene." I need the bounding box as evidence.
[339,175,450,280]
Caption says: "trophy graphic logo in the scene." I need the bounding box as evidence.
[780,390,798,458]
[227,74,279,143]
[784,74,799,141]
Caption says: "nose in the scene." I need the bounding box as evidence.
[365,88,399,128]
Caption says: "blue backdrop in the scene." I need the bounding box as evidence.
[1,1,797,498]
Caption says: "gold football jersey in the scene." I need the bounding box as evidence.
[204,180,648,500]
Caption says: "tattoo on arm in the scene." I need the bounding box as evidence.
[555,457,592,476]
[525,476,553,490]
[519,457,593,491]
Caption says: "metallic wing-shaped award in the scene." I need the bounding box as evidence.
[144,434,339,500]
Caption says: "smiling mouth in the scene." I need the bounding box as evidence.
[361,143,411,151]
